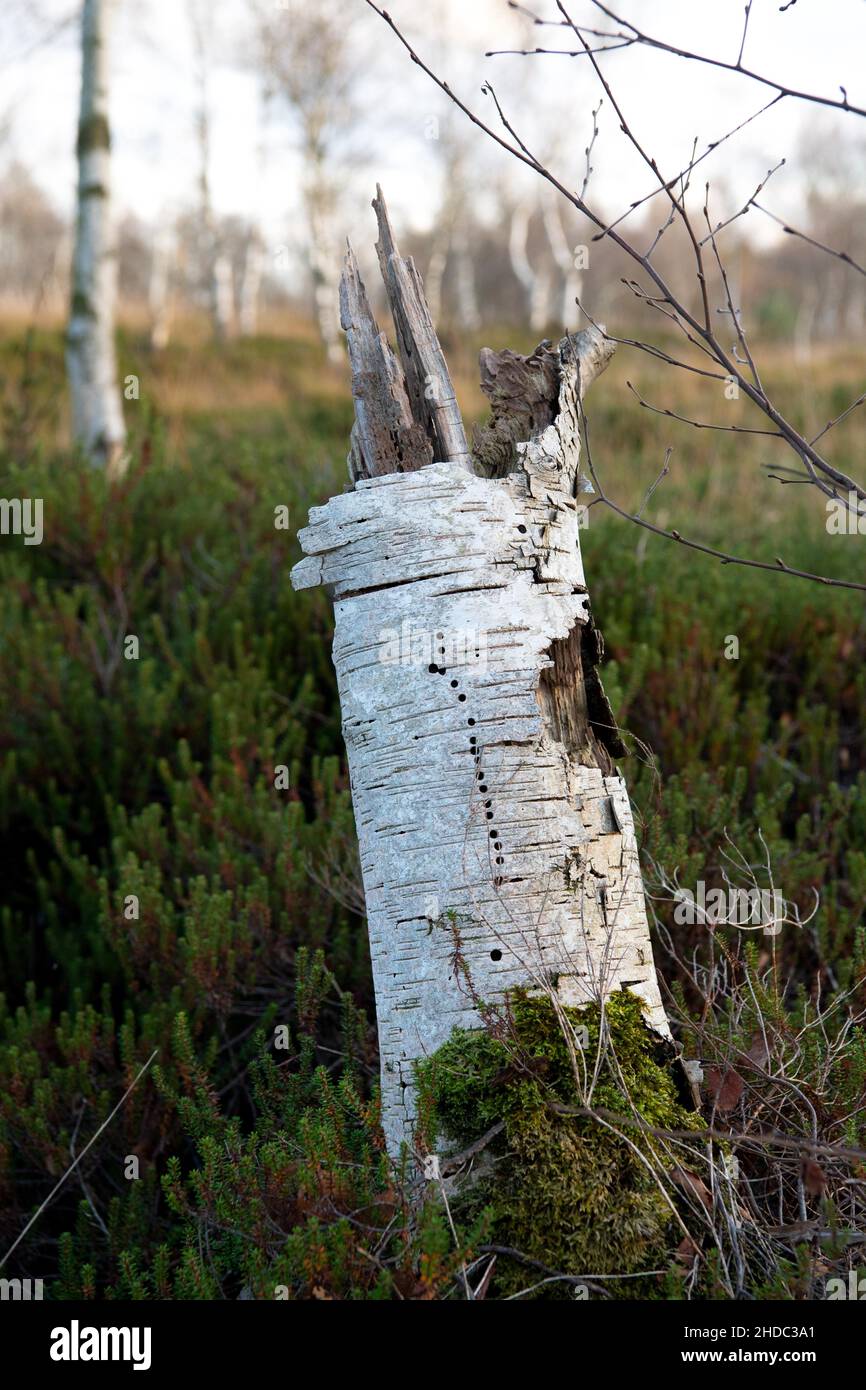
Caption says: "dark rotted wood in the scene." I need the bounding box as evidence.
[472,339,562,477]
[537,617,627,779]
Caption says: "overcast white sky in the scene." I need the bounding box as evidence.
[2,0,864,251]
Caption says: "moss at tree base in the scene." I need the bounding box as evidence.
[415,990,702,1299]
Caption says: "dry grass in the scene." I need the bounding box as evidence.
[2,310,864,581]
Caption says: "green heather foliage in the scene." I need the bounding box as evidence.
[0,331,865,1298]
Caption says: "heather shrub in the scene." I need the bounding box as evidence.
[1,331,865,1298]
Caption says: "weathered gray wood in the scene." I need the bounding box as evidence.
[340,242,432,483]
[373,186,472,471]
[294,283,667,1163]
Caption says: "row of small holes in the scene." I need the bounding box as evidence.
[429,636,505,962]
[470,732,502,960]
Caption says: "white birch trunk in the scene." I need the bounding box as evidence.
[213,251,234,341]
[508,203,535,327]
[239,234,264,338]
[306,174,343,365]
[293,197,668,1159]
[509,202,552,335]
[424,225,481,334]
[239,88,269,339]
[149,217,174,351]
[66,0,126,475]
[451,219,481,334]
[542,197,583,331]
[189,0,229,342]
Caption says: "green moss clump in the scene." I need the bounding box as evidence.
[415,989,702,1298]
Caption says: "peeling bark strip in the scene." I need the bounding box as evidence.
[292,193,668,1158]
[66,0,126,476]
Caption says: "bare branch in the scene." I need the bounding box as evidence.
[737,1,754,68]
[753,201,866,279]
[698,160,786,247]
[626,381,783,438]
[583,1,866,118]
[365,0,866,536]
[581,414,866,594]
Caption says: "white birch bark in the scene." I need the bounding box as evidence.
[293,203,668,1159]
[424,212,481,334]
[509,201,553,334]
[451,218,481,334]
[148,216,174,351]
[189,0,230,341]
[239,234,264,338]
[542,197,583,331]
[306,175,344,365]
[212,251,234,341]
[239,87,270,339]
[66,0,126,475]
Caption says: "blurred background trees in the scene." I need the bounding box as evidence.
[0,0,863,357]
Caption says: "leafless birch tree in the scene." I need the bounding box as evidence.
[255,0,372,364]
[424,129,482,334]
[148,214,174,351]
[188,0,233,341]
[66,0,126,475]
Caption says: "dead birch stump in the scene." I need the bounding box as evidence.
[292,190,668,1159]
